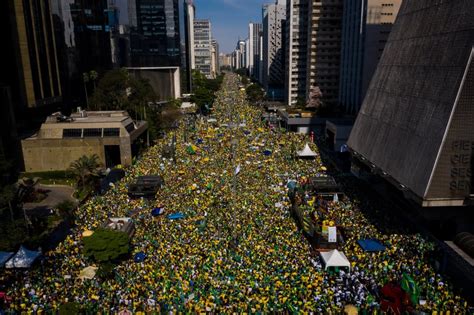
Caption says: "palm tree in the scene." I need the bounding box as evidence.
[83,72,90,107]
[89,70,98,92]
[69,154,101,191]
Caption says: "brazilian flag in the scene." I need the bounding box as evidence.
[401,273,420,305]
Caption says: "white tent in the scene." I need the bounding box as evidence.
[297,143,317,157]
[5,246,41,269]
[320,249,351,271]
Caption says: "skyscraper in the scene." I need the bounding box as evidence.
[232,39,247,70]
[51,0,119,105]
[184,0,195,91]
[285,0,309,106]
[7,0,63,110]
[262,0,286,99]
[305,0,343,108]
[194,19,212,78]
[339,0,401,114]
[248,23,263,80]
[130,0,181,67]
[211,39,220,78]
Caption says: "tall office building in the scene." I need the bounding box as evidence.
[6,0,63,110]
[184,0,195,91]
[339,0,401,114]
[262,0,286,99]
[285,0,309,105]
[232,39,247,70]
[248,23,263,79]
[211,39,220,78]
[51,0,119,105]
[130,0,181,67]
[194,19,212,78]
[305,0,343,107]
[349,0,474,210]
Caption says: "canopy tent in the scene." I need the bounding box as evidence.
[168,213,185,220]
[297,143,317,158]
[357,239,386,252]
[5,246,41,269]
[0,252,14,268]
[320,249,351,271]
[78,266,98,280]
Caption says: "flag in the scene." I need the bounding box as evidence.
[235,164,241,175]
[401,273,420,306]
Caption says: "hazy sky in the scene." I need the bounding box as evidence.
[196,0,270,53]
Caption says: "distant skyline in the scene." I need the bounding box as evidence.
[115,0,270,54]
[196,0,269,53]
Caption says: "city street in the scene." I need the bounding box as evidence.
[1,74,470,313]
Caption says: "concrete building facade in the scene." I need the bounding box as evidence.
[339,0,401,114]
[7,0,63,110]
[194,19,213,78]
[285,0,309,105]
[348,0,474,208]
[22,111,148,172]
[211,39,220,78]
[305,0,344,108]
[248,23,263,79]
[263,0,286,97]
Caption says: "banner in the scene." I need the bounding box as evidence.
[328,226,337,243]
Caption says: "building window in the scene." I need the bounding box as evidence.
[63,129,82,138]
[104,128,120,137]
[125,123,136,133]
[83,128,102,137]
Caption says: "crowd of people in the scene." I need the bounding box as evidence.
[0,74,471,313]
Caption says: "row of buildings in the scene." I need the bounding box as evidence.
[0,0,220,171]
[230,0,401,112]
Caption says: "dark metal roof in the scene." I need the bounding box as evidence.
[348,0,474,202]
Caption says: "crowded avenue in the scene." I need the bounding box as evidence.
[1,74,471,313]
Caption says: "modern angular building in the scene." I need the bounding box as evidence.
[348,0,474,208]
[194,19,212,78]
[130,0,181,67]
[262,0,286,100]
[339,0,401,115]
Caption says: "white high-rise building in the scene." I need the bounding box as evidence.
[194,19,212,78]
[285,0,309,105]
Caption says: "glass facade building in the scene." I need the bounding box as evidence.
[130,0,181,67]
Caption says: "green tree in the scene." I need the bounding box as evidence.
[0,184,16,222]
[90,69,157,115]
[68,155,101,192]
[83,229,130,262]
[89,70,98,92]
[246,83,265,103]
